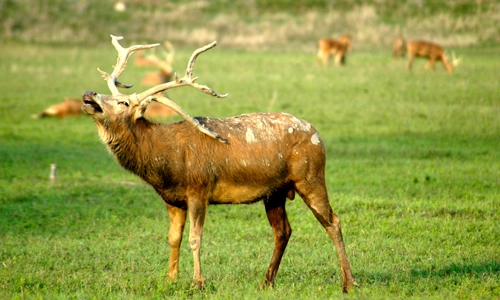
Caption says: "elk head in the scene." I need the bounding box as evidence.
[82,35,228,142]
[392,36,406,59]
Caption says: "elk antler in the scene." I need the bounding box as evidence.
[98,35,159,95]
[135,41,228,143]
[136,41,228,101]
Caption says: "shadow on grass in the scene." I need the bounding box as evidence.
[358,261,500,286]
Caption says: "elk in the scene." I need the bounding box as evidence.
[32,97,84,118]
[135,41,175,86]
[82,35,357,293]
[406,40,460,73]
[317,34,352,66]
[392,36,406,59]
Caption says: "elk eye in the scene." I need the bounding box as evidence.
[118,101,129,107]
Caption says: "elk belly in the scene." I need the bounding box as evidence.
[210,181,276,204]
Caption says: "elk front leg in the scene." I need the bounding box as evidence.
[261,196,291,289]
[166,204,187,281]
[188,198,208,289]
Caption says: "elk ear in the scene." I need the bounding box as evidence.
[134,97,151,120]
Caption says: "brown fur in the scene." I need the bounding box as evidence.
[317,34,352,66]
[143,101,175,119]
[406,40,458,73]
[82,90,357,293]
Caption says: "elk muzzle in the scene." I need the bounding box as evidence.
[82,91,102,114]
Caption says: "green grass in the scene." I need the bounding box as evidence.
[0,41,499,299]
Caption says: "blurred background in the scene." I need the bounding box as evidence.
[1,0,499,51]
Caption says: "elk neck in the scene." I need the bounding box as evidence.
[96,116,179,180]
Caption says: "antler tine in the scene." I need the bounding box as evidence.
[98,35,160,95]
[184,41,216,78]
[137,41,228,101]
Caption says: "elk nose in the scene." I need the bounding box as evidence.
[82,90,97,100]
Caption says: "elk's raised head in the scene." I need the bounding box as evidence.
[83,35,227,141]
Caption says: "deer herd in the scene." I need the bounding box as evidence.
[34,32,462,294]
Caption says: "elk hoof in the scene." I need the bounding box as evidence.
[192,280,205,290]
[259,279,274,290]
[342,279,359,293]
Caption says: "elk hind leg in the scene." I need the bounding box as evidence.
[295,181,357,293]
[166,204,187,281]
[261,193,291,289]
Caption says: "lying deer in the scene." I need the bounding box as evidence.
[407,40,460,73]
[82,35,357,293]
[317,34,352,66]
[32,97,83,118]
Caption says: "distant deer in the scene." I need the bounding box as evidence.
[317,34,352,66]
[32,97,83,118]
[392,36,406,59]
[135,41,175,86]
[82,35,357,293]
[407,40,460,73]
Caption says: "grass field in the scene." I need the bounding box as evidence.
[0,41,499,299]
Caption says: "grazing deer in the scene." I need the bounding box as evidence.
[82,35,357,293]
[135,41,175,86]
[407,40,460,73]
[392,36,406,59]
[317,34,352,66]
[32,97,83,118]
